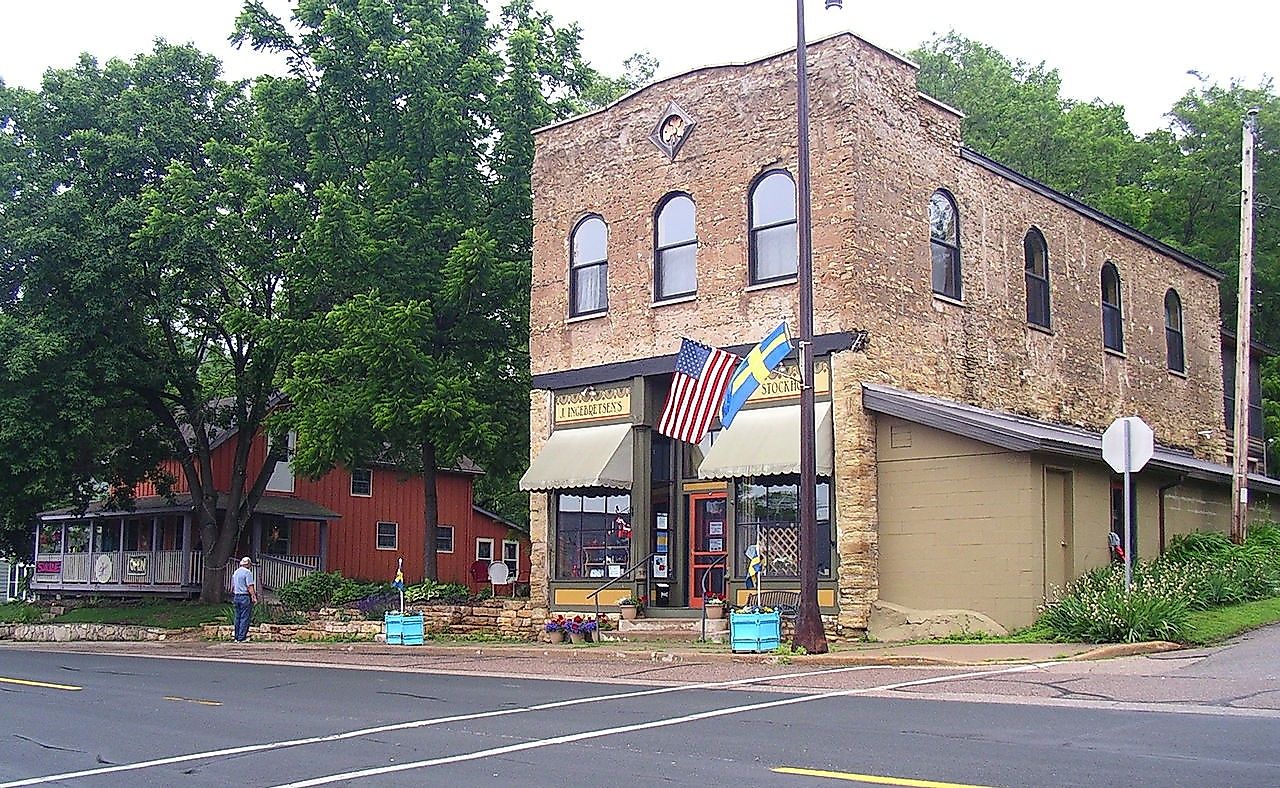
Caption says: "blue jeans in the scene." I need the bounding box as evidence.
[233,594,253,641]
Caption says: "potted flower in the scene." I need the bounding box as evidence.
[617,595,644,621]
[544,615,567,644]
[704,593,726,620]
[566,615,598,644]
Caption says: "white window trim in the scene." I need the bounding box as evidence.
[350,467,373,497]
[375,521,398,551]
[436,524,455,554]
[502,539,519,575]
[476,537,495,562]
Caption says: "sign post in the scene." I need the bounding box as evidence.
[1101,416,1155,591]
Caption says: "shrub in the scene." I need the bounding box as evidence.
[403,579,470,604]
[354,592,399,620]
[1037,565,1189,643]
[278,572,345,610]
[332,579,393,606]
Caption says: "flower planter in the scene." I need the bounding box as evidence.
[384,612,424,646]
[730,610,781,653]
[548,630,565,644]
[705,603,724,620]
[569,632,586,645]
[619,605,638,621]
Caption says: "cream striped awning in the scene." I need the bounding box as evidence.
[697,402,834,479]
[519,423,633,491]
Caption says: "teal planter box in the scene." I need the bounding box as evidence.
[730,611,781,653]
[385,613,425,646]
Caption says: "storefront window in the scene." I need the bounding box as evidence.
[734,477,831,578]
[125,519,152,551]
[93,522,121,553]
[556,492,632,580]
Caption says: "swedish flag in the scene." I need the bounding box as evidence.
[721,322,793,429]
[745,544,764,589]
[392,558,404,591]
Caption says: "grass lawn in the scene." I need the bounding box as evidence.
[1,601,230,629]
[1183,597,1280,646]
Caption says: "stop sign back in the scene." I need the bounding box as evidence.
[1102,416,1154,474]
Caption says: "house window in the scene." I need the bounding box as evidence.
[375,521,398,551]
[1024,227,1050,328]
[476,537,494,562]
[436,525,454,553]
[749,170,797,284]
[734,477,832,578]
[1110,480,1136,561]
[929,190,961,300]
[265,520,291,556]
[654,193,697,301]
[266,431,296,492]
[1165,289,1185,373]
[1102,262,1124,352]
[350,467,372,497]
[569,215,608,317]
[554,492,631,580]
[502,540,519,577]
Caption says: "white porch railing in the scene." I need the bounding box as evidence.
[257,554,318,592]
[3,560,34,602]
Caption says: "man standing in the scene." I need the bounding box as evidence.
[231,557,258,642]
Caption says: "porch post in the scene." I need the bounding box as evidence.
[318,521,329,572]
[87,519,95,586]
[59,522,66,582]
[118,517,125,582]
[151,516,159,554]
[181,513,192,585]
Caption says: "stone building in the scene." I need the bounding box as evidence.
[519,32,1277,636]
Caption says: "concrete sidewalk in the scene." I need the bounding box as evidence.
[6,635,1181,673]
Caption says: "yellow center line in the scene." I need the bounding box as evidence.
[771,766,997,788]
[164,695,222,706]
[0,676,82,692]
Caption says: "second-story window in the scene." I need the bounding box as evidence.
[929,190,961,300]
[1024,227,1050,328]
[570,215,608,317]
[749,170,798,284]
[1102,262,1124,352]
[655,193,697,301]
[1165,289,1185,373]
[350,467,372,497]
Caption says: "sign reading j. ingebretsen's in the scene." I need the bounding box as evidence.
[555,385,632,425]
[749,359,831,403]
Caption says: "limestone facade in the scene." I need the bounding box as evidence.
[528,34,1226,631]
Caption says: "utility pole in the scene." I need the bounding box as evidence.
[792,0,841,654]
[1231,107,1259,544]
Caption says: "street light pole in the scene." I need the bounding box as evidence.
[792,0,839,654]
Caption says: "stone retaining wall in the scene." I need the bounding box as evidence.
[0,623,176,642]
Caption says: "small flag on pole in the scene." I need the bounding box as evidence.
[721,322,793,429]
[745,544,764,589]
[655,338,740,444]
[392,558,404,591]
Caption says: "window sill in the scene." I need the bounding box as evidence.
[1168,368,1188,379]
[375,545,398,551]
[746,277,797,292]
[1104,347,1127,359]
[652,293,697,308]
[350,492,372,498]
[932,293,966,309]
[566,311,607,325]
[1027,322,1054,336]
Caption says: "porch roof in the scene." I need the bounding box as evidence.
[38,493,341,522]
[861,383,1280,494]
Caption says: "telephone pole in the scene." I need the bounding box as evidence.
[1231,107,1259,544]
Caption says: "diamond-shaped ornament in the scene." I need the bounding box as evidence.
[650,101,696,160]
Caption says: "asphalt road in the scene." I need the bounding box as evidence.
[3,632,1280,787]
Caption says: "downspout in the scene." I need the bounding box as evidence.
[1157,475,1187,554]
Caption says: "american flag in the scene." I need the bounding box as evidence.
[656,339,740,444]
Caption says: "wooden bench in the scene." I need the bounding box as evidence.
[750,590,800,620]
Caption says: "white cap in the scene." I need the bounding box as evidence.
[239,557,253,566]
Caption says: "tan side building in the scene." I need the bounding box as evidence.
[520,32,1277,636]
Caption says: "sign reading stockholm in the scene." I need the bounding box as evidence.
[1102,416,1154,474]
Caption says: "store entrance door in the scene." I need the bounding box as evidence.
[688,492,728,608]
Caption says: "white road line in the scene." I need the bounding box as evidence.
[0,663,893,787]
[272,663,1051,788]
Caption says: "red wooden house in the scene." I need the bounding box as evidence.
[31,425,529,597]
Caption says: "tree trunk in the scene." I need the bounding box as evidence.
[421,442,438,582]
[198,511,239,603]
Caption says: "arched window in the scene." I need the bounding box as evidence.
[929,190,961,299]
[654,193,697,301]
[1101,262,1123,352]
[1165,289,1185,373]
[749,170,797,284]
[570,215,608,317]
[1024,227,1050,328]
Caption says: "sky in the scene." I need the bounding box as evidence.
[0,1,1275,135]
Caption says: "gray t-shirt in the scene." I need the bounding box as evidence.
[231,566,255,595]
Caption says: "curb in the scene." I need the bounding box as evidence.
[1069,641,1184,660]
